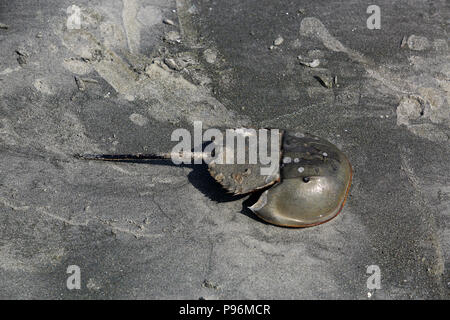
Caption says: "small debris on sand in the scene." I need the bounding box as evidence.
[17,56,27,66]
[163,30,181,43]
[129,113,149,126]
[91,49,105,62]
[164,58,182,71]
[202,280,220,290]
[80,78,98,84]
[15,49,28,66]
[396,96,423,126]
[74,76,86,91]
[273,36,284,46]
[406,35,430,51]
[176,54,198,69]
[203,49,217,64]
[297,56,320,68]
[15,49,28,56]
[297,9,306,14]
[314,75,333,88]
[400,36,407,48]
[163,18,175,26]
[0,23,8,29]
[36,32,43,38]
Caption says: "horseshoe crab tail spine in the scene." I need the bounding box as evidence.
[74,152,210,162]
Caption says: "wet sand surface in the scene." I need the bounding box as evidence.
[0,0,448,299]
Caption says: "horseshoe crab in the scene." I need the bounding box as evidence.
[77,129,352,227]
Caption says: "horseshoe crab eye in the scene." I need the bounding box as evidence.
[249,132,352,227]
